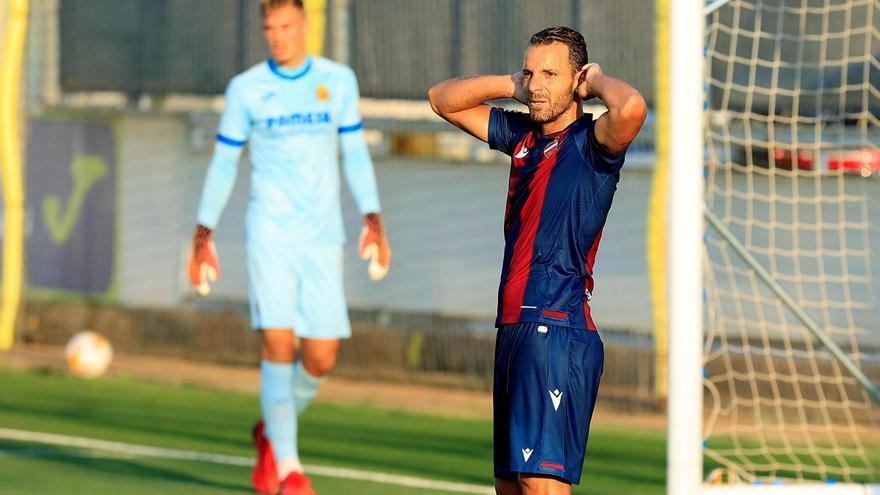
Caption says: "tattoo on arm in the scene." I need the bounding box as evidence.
[454,75,480,81]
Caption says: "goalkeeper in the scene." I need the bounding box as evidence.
[188,1,390,494]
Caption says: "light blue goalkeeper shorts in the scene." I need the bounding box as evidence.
[246,242,351,339]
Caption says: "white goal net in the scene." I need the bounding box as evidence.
[703,0,880,484]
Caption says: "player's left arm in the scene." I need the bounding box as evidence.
[338,67,391,281]
[577,64,648,154]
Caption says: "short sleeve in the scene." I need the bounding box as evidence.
[488,107,531,156]
[337,67,363,133]
[583,118,626,173]
[217,78,252,145]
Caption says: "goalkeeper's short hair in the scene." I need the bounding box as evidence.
[529,26,589,75]
[260,0,304,17]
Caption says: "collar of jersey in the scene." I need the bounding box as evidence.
[267,57,312,80]
[536,113,592,139]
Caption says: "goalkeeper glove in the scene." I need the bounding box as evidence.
[188,224,220,296]
[358,212,391,281]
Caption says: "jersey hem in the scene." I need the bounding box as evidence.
[495,311,598,331]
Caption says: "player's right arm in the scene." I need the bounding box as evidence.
[427,73,527,142]
[189,77,252,296]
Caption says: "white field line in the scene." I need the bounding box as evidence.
[0,428,494,495]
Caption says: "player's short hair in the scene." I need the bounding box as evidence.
[260,0,304,17]
[529,26,589,74]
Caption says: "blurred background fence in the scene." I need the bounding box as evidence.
[50,0,655,102]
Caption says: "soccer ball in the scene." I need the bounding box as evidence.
[64,331,114,379]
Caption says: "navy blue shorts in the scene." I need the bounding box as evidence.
[493,322,604,485]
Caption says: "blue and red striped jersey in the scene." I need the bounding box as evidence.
[488,107,626,331]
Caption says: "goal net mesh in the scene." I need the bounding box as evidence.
[703,0,880,483]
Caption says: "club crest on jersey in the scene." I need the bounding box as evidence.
[316,84,330,102]
[543,137,560,158]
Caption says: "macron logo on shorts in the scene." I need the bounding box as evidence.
[549,389,563,411]
[522,448,534,462]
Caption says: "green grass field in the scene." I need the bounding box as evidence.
[0,367,666,495]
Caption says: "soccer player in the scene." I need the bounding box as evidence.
[187,1,391,494]
[428,27,646,495]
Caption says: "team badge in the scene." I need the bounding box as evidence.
[543,137,560,158]
[316,84,330,102]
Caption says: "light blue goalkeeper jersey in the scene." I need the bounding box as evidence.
[197,56,380,245]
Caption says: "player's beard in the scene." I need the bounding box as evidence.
[528,92,574,124]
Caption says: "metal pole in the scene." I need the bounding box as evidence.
[704,209,880,403]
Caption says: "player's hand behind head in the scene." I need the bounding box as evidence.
[510,71,529,106]
[358,213,391,282]
[188,224,221,296]
[576,63,603,101]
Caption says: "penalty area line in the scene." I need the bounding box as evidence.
[0,428,494,495]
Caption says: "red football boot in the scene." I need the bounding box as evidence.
[251,421,280,494]
[279,471,316,495]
